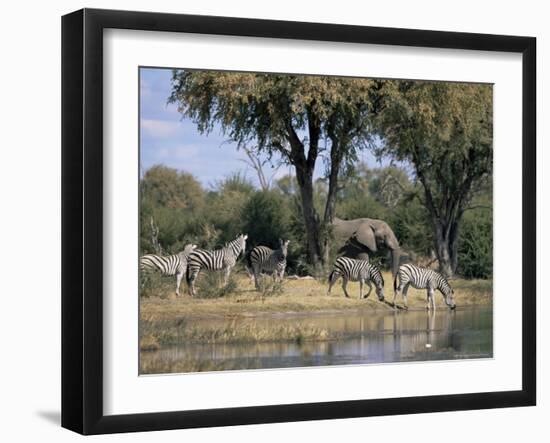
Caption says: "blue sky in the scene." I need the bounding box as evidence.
[139,67,384,189]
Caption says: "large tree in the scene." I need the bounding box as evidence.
[169,71,377,269]
[374,81,493,277]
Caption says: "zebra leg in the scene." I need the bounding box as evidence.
[429,288,436,311]
[392,283,400,309]
[327,272,337,295]
[402,284,410,310]
[224,266,231,286]
[367,281,373,298]
[188,270,198,297]
[175,271,184,297]
[252,265,260,290]
[342,277,351,298]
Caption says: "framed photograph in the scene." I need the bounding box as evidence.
[61,8,536,435]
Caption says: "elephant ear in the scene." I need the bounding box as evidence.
[352,222,378,252]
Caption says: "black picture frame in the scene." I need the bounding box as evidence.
[61,8,536,435]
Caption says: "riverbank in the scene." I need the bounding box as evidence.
[140,272,492,350]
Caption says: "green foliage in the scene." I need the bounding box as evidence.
[140,166,204,254]
[242,190,291,248]
[169,70,376,154]
[458,209,493,279]
[374,81,493,275]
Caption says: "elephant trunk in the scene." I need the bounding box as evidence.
[391,248,401,279]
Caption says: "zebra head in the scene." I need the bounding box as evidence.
[279,239,290,259]
[179,243,197,258]
[234,234,248,257]
[440,280,456,309]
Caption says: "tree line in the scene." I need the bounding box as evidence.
[140,163,492,279]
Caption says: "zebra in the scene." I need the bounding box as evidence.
[186,234,248,297]
[327,257,385,301]
[393,263,456,310]
[139,244,197,296]
[247,239,290,290]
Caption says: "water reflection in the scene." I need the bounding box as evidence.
[141,306,492,374]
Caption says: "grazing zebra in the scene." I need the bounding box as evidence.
[393,263,456,310]
[247,239,290,290]
[186,234,248,297]
[139,244,197,296]
[327,257,385,301]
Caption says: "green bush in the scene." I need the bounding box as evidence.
[457,210,493,278]
[242,190,292,248]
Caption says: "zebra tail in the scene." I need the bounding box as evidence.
[328,270,335,282]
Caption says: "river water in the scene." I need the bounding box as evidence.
[141,306,492,374]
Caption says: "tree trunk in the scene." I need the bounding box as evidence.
[321,140,343,269]
[433,221,460,278]
[295,163,323,269]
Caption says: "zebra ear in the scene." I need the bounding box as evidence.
[243,234,248,240]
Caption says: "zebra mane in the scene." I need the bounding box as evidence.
[370,263,384,286]
[224,235,247,257]
[437,273,452,294]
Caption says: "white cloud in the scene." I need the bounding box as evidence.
[141,119,181,138]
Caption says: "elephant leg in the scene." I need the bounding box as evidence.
[359,279,363,299]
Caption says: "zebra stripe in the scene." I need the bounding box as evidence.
[139,244,197,296]
[186,234,248,296]
[393,263,456,310]
[327,256,385,300]
[248,239,289,289]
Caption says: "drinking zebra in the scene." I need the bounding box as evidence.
[393,263,456,310]
[327,257,385,301]
[186,234,248,297]
[139,244,197,296]
[247,239,290,290]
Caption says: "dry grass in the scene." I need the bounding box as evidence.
[141,271,491,319]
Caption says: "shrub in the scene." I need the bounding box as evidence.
[458,210,493,279]
[195,271,238,298]
[139,271,175,298]
[256,277,285,297]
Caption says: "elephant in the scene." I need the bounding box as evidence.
[331,217,402,278]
